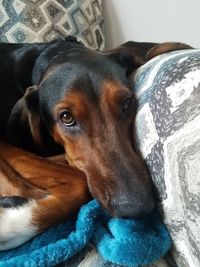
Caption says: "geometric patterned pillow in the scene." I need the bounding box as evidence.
[133,49,200,267]
[0,0,105,50]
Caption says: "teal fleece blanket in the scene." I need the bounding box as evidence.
[0,200,171,267]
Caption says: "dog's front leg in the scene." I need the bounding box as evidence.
[0,143,90,251]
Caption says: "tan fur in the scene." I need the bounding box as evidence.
[0,142,90,235]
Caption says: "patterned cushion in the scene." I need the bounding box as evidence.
[134,49,200,267]
[0,0,105,50]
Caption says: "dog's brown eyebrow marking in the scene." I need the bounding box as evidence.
[100,80,132,112]
[53,90,95,122]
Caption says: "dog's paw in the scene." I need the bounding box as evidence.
[0,199,37,251]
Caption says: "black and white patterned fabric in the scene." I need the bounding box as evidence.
[134,49,200,267]
[65,49,200,267]
[0,0,105,50]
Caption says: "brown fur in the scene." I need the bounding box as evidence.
[0,142,90,232]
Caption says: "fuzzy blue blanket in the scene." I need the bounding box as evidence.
[0,200,171,267]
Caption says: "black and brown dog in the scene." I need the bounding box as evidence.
[0,36,191,250]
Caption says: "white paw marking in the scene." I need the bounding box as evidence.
[0,200,38,251]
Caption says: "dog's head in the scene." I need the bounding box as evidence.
[7,40,191,218]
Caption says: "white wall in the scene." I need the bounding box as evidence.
[102,0,200,49]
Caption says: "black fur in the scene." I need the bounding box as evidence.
[0,196,29,208]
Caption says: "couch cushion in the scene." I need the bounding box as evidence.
[0,0,105,50]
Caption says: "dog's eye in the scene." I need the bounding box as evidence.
[122,97,132,112]
[60,111,76,127]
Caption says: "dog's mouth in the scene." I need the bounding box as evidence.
[89,179,154,219]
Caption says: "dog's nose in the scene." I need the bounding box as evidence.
[109,196,155,219]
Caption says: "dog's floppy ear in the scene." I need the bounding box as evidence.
[105,41,192,76]
[104,42,148,76]
[146,42,192,61]
[6,86,45,153]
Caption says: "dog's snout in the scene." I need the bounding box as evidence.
[109,194,155,219]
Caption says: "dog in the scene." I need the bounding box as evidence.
[0,36,192,250]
